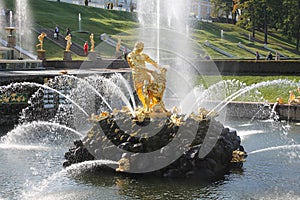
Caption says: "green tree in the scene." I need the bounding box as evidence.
[237,0,264,38]
[282,0,300,51]
[210,0,235,23]
[238,0,282,43]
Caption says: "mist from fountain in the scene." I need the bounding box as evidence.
[21,159,119,200]
[62,74,113,111]
[208,79,300,116]
[21,82,89,117]
[15,0,34,57]
[110,73,137,110]
[1,121,84,146]
[183,80,248,120]
[0,2,6,37]
[85,75,135,117]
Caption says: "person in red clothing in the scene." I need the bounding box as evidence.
[83,41,89,56]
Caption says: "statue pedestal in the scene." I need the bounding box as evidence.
[63,51,72,61]
[7,35,16,47]
[37,50,46,60]
[88,51,97,61]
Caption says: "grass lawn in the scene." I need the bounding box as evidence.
[197,75,300,103]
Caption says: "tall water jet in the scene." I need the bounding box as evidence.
[0,2,7,38]
[15,0,34,58]
[136,0,223,114]
[136,0,197,110]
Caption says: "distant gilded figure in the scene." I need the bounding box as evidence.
[127,41,167,112]
[65,34,72,52]
[90,33,95,52]
[36,32,47,50]
[116,36,121,52]
[115,36,122,58]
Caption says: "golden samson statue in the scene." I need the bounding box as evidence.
[127,41,168,114]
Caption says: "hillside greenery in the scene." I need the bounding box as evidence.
[198,75,300,103]
[2,0,300,102]
[1,0,300,60]
[210,0,300,51]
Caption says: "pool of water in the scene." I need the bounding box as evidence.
[1,118,300,200]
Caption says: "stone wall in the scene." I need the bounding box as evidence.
[197,60,300,75]
[43,59,129,69]
[43,60,300,75]
[275,104,300,122]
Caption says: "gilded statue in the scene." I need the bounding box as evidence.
[127,41,167,113]
[36,32,47,50]
[115,36,123,58]
[65,34,72,52]
[90,33,95,52]
[288,89,300,104]
[116,36,121,52]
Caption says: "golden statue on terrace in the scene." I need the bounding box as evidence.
[90,33,95,52]
[65,34,72,52]
[288,88,300,104]
[127,41,167,113]
[36,32,47,50]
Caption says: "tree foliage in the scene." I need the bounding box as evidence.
[210,0,235,23]
[236,0,300,50]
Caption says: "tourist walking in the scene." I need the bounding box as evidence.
[83,41,89,56]
[204,54,210,60]
[66,28,71,37]
[255,51,260,60]
[275,52,280,60]
[266,51,273,60]
[54,26,59,40]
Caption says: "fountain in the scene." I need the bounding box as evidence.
[1,1,300,199]
[2,53,300,199]
[59,0,246,178]
[15,0,34,58]
[5,10,16,48]
[62,39,246,178]
[0,1,41,69]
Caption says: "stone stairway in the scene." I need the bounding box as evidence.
[0,37,37,60]
[263,44,288,59]
[204,40,235,58]
[100,33,131,53]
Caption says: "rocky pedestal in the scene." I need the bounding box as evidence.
[5,27,16,48]
[63,112,246,180]
[37,50,46,60]
[7,35,16,48]
[63,51,72,61]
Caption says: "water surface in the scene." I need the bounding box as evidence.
[0,118,300,200]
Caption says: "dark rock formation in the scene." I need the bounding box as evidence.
[63,111,246,180]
